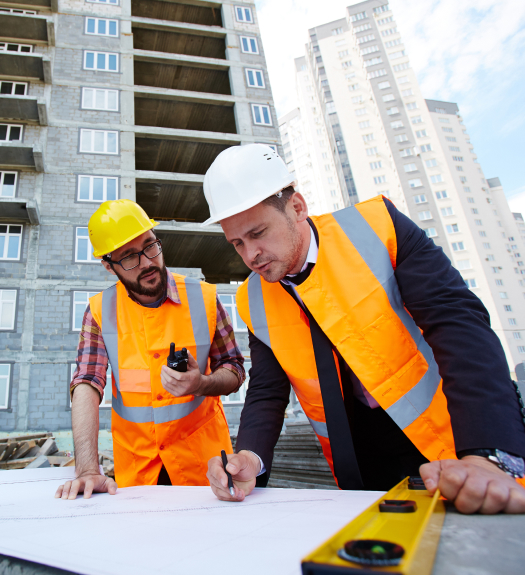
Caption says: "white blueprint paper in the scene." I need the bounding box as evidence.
[0,468,382,575]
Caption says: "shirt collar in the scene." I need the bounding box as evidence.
[286,226,318,278]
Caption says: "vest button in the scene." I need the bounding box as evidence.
[157,394,162,401]
[153,353,160,359]
[159,445,164,451]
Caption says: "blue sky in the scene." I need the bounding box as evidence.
[255,0,525,214]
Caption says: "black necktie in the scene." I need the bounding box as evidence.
[285,262,315,286]
[280,279,363,490]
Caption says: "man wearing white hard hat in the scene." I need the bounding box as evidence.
[205,144,525,514]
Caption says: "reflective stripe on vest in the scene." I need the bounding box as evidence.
[101,281,210,424]
[247,207,441,432]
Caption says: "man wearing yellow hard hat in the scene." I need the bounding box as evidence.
[55,199,244,500]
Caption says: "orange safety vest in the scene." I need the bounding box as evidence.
[90,273,232,488]
[237,196,457,482]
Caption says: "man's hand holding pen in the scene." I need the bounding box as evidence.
[207,450,260,501]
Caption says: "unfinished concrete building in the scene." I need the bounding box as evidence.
[0,0,281,438]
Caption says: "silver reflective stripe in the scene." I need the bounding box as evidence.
[101,283,207,425]
[154,395,206,425]
[102,285,155,423]
[307,417,329,438]
[184,277,211,374]
[247,272,271,347]
[333,207,441,429]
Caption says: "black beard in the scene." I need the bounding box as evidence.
[114,263,168,299]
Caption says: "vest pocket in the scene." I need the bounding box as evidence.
[120,369,151,393]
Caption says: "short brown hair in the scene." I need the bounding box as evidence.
[261,186,295,213]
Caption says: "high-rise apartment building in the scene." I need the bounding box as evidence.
[0,0,280,434]
[291,0,525,371]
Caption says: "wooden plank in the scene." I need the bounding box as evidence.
[62,457,75,467]
[99,450,114,461]
[2,442,19,461]
[0,432,52,444]
[0,456,36,470]
[25,455,51,469]
[0,444,6,461]
[11,440,37,460]
[47,455,73,466]
[36,438,58,456]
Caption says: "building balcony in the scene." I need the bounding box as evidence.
[0,0,57,12]
[0,197,40,223]
[0,142,44,171]
[133,50,230,95]
[0,52,52,83]
[0,95,48,124]
[131,0,223,28]
[0,12,55,46]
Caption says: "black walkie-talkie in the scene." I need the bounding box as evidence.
[167,343,188,372]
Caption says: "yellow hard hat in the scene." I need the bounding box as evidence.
[88,199,158,258]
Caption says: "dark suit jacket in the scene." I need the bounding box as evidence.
[235,200,525,489]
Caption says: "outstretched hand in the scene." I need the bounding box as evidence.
[55,473,118,500]
[420,456,525,514]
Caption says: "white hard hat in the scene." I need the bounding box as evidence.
[201,144,296,226]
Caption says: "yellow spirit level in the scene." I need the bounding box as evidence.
[301,477,445,575]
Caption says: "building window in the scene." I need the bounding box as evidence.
[81,88,119,111]
[415,130,427,137]
[449,146,461,152]
[456,259,471,270]
[471,208,478,214]
[0,363,11,409]
[411,116,422,124]
[361,45,379,56]
[518,346,525,354]
[0,7,37,13]
[378,81,391,89]
[75,227,98,263]
[235,6,253,22]
[381,27,397,36]
[251,104,272,126]
[0,81,28,96]
[79,129,119,154]
[86,0,119,4]
[395,134,408,143]
[467,197,475,204]
[0,171,17,197]
[442,127,453,133]
[513,332,522,340]
[474,219,482,226]
[455,166,464,172]
[393,62,410,72]
[84,51,119,72]
[240,36,259,54]
[339,50,349,58]
[359,121,371,129]
[418,211,432,221]
[0,42,32,53]
[245,68,265,88]
[464,278,477,289]
[362,133,374,142]
[452,242,465,251]
[446,136,457,142]
[348,83,360,91]
[435,190,447,199]
[425,228,437,238]
[408,178,422,188]
[389,50,406,60]
[460,177,467,183]
[218,294,247,332]
[332,27,344,35]
[504,304,512,311]
[0,290,16,330]
[355,108,368,116]
[377,16,394,25]
[452,156,464,162]
[479,231,487,237]
[430,174,443,184]
[77,175,118,202]
[425,159,437,168]
[0,124,23,142]
[367,69,387,79]
[414,194,426,204]
[385,39,402,48]
[419,144,432,152]
[85,17,118,37]
[483,243,491,249]
[401,88,413,96]
[72,291,99,331]
[446,224,459,234]
[350,11,367,22]
[364,57,383,67]
[370,161,382,170]
[0,225,22,260]
[441,207,454,216]
[404,163,417,172]
[373,5,390,14]
[386,107,399,115]
[353,24,372,33]
[374,175,386,184]
[352,96,364,104]
[390,120,403,129]
[366,147,378,156]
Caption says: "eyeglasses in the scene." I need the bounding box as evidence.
[105,240,162,271]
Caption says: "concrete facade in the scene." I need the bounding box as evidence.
[0,0,280,433]
[289,0,525,373]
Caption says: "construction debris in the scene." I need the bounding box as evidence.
[0,433,114,478]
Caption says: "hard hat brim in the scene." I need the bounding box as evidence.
[201,179,296,227]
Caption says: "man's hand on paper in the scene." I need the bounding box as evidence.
[160,351,203,397]
[207,450,259,501]
[55,472,118,500]
[420,456,525,514]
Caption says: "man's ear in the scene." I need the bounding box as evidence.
[101,260,117,276]
[290,191,309,223]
